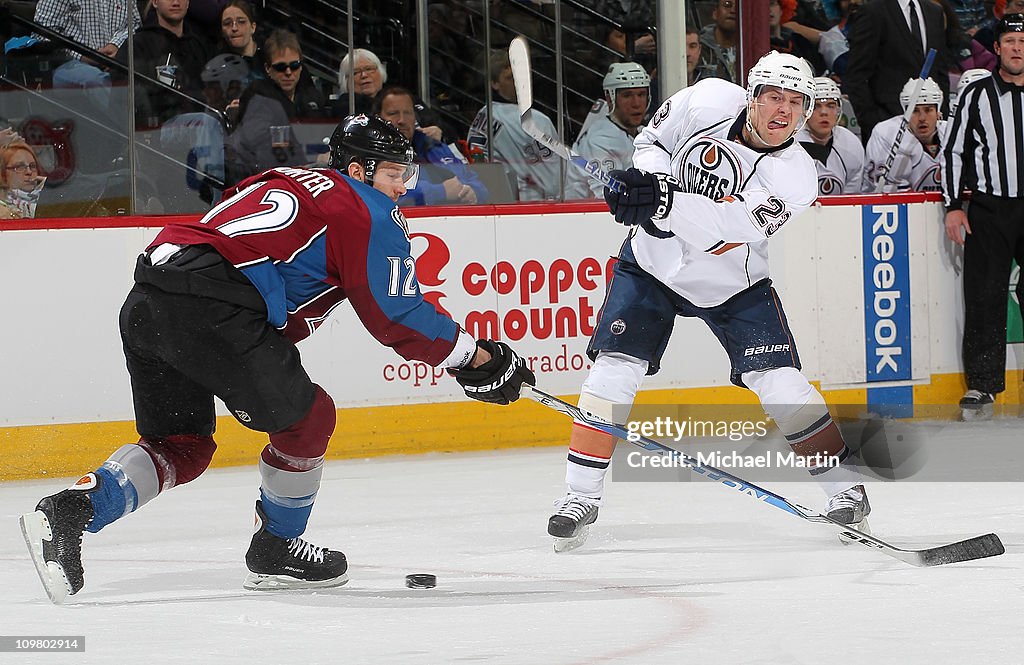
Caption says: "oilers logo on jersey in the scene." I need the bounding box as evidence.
[625,77,818,308]
[679,138,742,201]
[818,174,844,196]
[916,164,942,191]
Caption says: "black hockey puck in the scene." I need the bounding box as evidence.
[405,573,437,589]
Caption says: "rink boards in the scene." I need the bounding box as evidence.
[0,194,1020,480]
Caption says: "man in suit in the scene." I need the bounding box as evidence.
[844,0,950,143]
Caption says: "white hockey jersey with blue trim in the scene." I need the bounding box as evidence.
[566,112,638,199]
[795,124,865,195]
[467,101,564,201]
[861,115,946,193]
[629,78,818,307]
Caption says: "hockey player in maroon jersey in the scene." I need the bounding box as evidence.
[19,114,534,604]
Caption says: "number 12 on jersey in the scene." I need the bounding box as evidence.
[387,256,419,297]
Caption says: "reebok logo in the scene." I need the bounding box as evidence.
[863,205,910,380]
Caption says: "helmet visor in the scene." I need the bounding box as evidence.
[374,160,420,189]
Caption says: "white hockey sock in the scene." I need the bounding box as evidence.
[814,461,864,498]
[563,353,647,503]
[565,448,610,502]
[744,368,864,498]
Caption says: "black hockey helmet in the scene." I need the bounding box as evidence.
[996,13,1024,39]
[328,114,415,185]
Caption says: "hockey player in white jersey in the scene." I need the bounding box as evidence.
[795,77,865,195]
[565,62,651,199]
[862,77,946,192]
[467,51,563,200]
[547,52,871,551]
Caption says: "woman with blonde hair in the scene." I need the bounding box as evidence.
[1,140,45,219]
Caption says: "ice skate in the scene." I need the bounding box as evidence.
[827,484,872,544]
[20,476,97,604]
[243,500,349,591]
[959,390,993,421]
[548,494,600,553]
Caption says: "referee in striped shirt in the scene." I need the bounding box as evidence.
[942,13,1024,419]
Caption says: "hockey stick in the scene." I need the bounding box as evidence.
[508,36,626,193]
[873,48,937,193]
[525,385,1005,567]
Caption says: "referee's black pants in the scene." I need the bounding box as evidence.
[962,193,1024,394]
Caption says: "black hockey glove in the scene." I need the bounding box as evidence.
[603,167,681,239]
[449,339,535,405]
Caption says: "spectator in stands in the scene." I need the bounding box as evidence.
[335,47,453,142]
[334,48,386,117]
[1,141,46,219]
[975,0,1024,51]
[686,26,705,86]
[796,77,865,194]
[948,0,989,33]
[115,0,216,126]
[698,0,739,82]
[772,0,828,73]
[794,0,836,28]
[599,22,659,107]
[816,0,864,78]
[467,51,563,201]
[603,24,658,60]
[218,0,264,83]
[932,0,999,88]
[593,0,657,57]
[375,86,488,206]
[33,0,142,108]
[862,77,946,192]
[845,0,950,142]
[565,63,650,200]
[244,29,326,120]
[227,29,323,180]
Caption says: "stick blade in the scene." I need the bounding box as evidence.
[508,36,532,116]
[913,533,1005,567]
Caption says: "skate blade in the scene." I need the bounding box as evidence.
[19,511,71,605]
[838,517,872,545]
[552,525,591,553]
[243,571,350,591]
[960,406,992,422]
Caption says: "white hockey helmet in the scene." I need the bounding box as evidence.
[899,77,944,111]
[956,68,991,97]
[812,77,842,103]
[746,51,816,120]
[603,62,651,112]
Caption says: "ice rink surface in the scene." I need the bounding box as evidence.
[1,424,1022,665]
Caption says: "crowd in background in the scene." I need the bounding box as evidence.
[0,0,1019,217]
